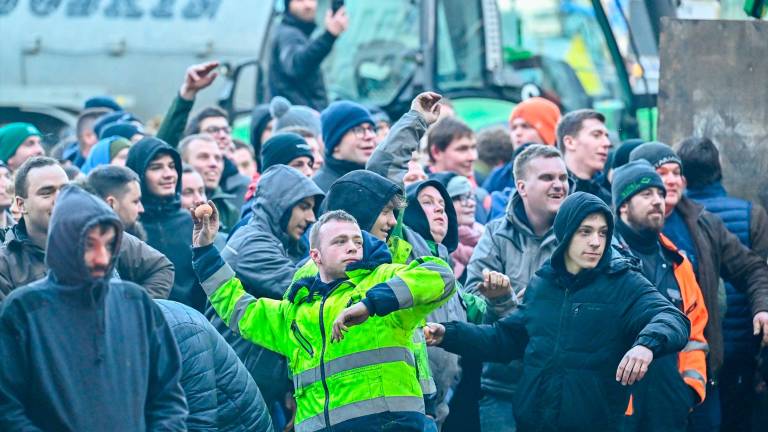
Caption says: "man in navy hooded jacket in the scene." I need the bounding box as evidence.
[0,185,187,431]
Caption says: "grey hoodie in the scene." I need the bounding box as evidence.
[215,164,324,406]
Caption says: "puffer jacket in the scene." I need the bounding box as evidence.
[440,192,690,432]
[464,191,558,399]
[156,300,273,432]
[670,196,768,377]
[687,182,768,360]
[0,218,174,300]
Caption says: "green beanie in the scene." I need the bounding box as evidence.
[109,137,132,161]
[0,123,42,163]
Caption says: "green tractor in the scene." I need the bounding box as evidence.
[220,0,659,141]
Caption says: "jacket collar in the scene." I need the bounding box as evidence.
[685,181,727,200]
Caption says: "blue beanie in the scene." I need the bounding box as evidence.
[84,96,122,112]
[99,121,144,140]
[320,101,374,156]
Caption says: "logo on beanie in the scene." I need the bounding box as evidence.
[620,176,653,199]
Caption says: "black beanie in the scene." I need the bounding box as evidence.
[611,160,666,209]
[324,170,403,232]
[261,132,314,171]
[629,141,682,171]
[611,139,645,170]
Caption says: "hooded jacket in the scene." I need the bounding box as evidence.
[0,218,175,301]
[222,164,324,299]
[127,137,203,310]
[0,186,187,431]
[312,156,366,194]
[269,12,335,110]
[322,170,403,232]
[439,192,690,432]
[194,230,456,432]
[216,165,324,405]
[465,190,558,399]
[156,300,274,432]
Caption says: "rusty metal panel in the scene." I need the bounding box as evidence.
[658,18,768,208]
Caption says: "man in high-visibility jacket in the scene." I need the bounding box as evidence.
[191,203,456,432]
[611,161,708,431]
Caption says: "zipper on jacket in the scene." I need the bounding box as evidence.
[318,283,342,431]
[291,320,314,357]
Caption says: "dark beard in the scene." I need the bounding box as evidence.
[626,209,663,235]
[125,221,147,241]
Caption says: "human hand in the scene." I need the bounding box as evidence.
[410,92,442,125]
[479,269,512,299]
[423,323,446,346]
[753,311,768,344]
[180,61,219,100]
[616,345,654,385]
[331,302,370,342]
[191,200,220,248]
[325,7,349,37]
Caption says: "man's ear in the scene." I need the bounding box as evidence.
[618,201,629,220]
[562,135,576,153]
[309,249,322,266]
[105,195,117,210]
[15,196,25,215]
[516,179,527,198]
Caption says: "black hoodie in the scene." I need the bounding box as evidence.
[323,170,403,232]
[440,192,690,432]
[403,179,459,253]
[127,137,204,310]
[0,185,187,431]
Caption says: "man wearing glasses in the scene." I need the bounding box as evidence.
[312,100,378,193]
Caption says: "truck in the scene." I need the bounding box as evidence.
[12,0,761,145]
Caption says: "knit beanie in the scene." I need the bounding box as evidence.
[321,101,375,155]
[446,175,472,198]
[629,141,682,171]
[0,123,42,163]
[261,132,314,171]
[611,139,645,170]
[99,121,144,140]
[508,97,561,146]
[93,112,141,138]
[611,160,666,209]
[84,95,122,112]
[270,96,322,136]
[109,137,132,160]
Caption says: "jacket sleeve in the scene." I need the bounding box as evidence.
[155,93,195,149]
[176,325,218,430]
[278,28,337,79]
[361,256,457,330]
[749,204,768,259]
[710,212,768,316]
[0,257,12,301]
[194,245,291,356]
[366,110,428,185]
[464,222,505,296]
[438,308,529,363]
[677,258,709,404]
[0,301,43,431]
[222,237,298,300]
[117,234,175,299]
[145,302,189,430]
[621,271,691,358]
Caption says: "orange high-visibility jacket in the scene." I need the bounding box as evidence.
[626,234,708,415]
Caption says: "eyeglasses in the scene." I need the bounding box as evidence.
[351,124,377,139]
[453,193,476,205]
[203,126,232,135]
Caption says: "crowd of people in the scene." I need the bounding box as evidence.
[1,1,768,432]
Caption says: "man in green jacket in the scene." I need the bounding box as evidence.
[191,204,457,432]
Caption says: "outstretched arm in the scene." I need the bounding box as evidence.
[425,308,529,363]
